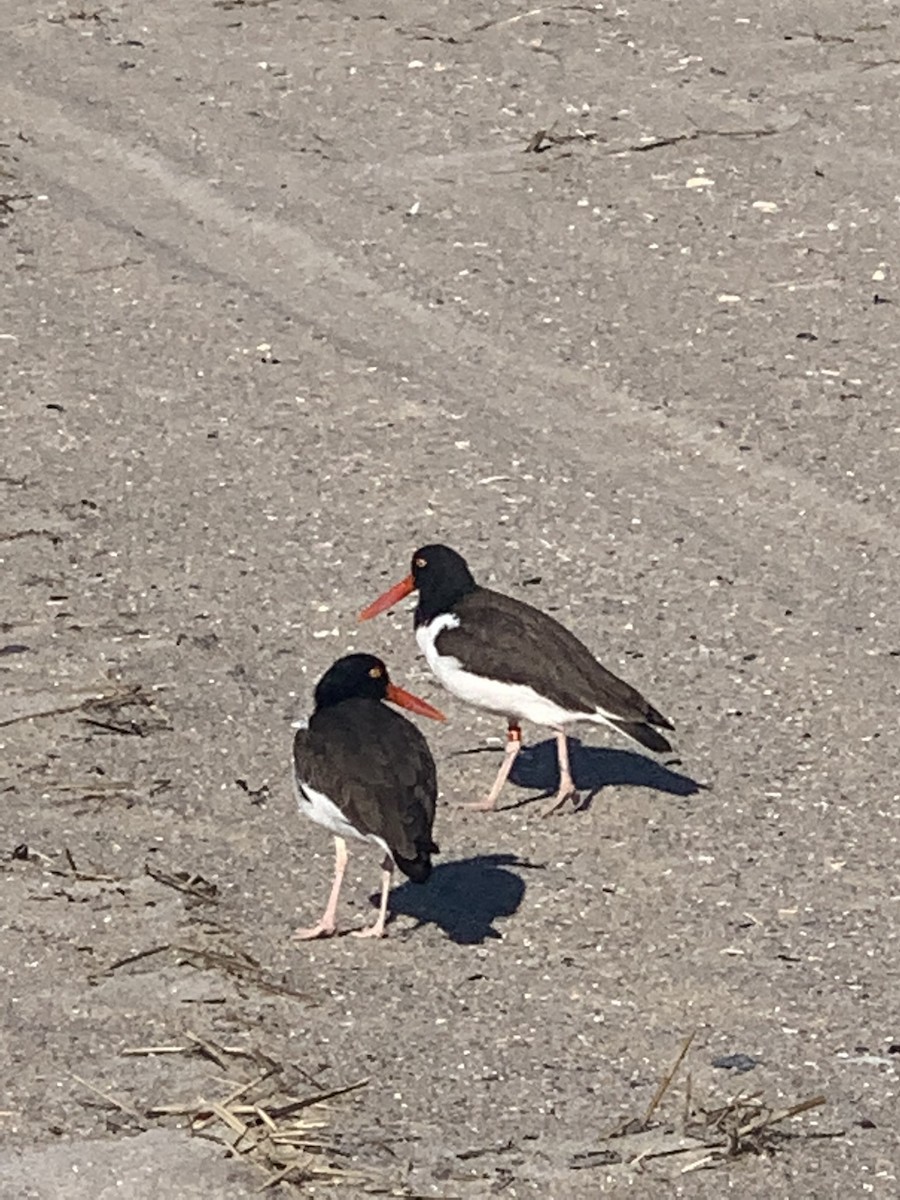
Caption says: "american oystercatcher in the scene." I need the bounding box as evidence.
[292,653,444,940]
[359,545,675,815]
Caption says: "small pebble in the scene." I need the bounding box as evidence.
[711,1053,761,1073]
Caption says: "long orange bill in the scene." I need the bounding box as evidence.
[386,682,446,722]
[358,573,415,621]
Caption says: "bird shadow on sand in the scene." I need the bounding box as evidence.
[500,737,705,812]
[382,853,536,945]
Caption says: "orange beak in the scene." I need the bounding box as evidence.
[358,573,415,621]
[385,682,445,722]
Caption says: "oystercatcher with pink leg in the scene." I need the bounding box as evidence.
[292,653,443,940]
[359,545,674,816]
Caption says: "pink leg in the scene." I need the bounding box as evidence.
[540,729,578,817]
[351,855,393,939]
[464,721,522,811]
[293,836,348,940]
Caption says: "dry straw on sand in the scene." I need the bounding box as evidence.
[121,1036,372,1192]
[570,1032,841,1176]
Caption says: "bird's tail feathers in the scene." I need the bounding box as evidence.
[608,719,673,755]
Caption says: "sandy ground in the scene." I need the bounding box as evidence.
[2,1,899,1196]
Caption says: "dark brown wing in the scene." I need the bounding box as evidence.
[294,698,438,878]
[440,587,673,733]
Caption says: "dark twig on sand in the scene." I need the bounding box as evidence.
[524,125,601,153]
[105,944,173,973]
[0,699,97,729]
[177,944,311,1002]
[641,1031,696,1129]
[52,846,121,883]
[101,939,312,1003]
[69,1072,147,1128]
[0,527,59,542]
[610,125,789,155]
[522,121,792,160]
[0,682,166,731]
[145,864,219,904]
[183,1030,231,1070]
[80,716,146,736]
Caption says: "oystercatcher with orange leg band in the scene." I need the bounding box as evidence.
[292,653,444,940]
[360,545,675,816]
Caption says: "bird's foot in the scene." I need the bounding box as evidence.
[460,795,498,812]
[350,920,387,940]
[540,786,578,818]
[292,921,337,941]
